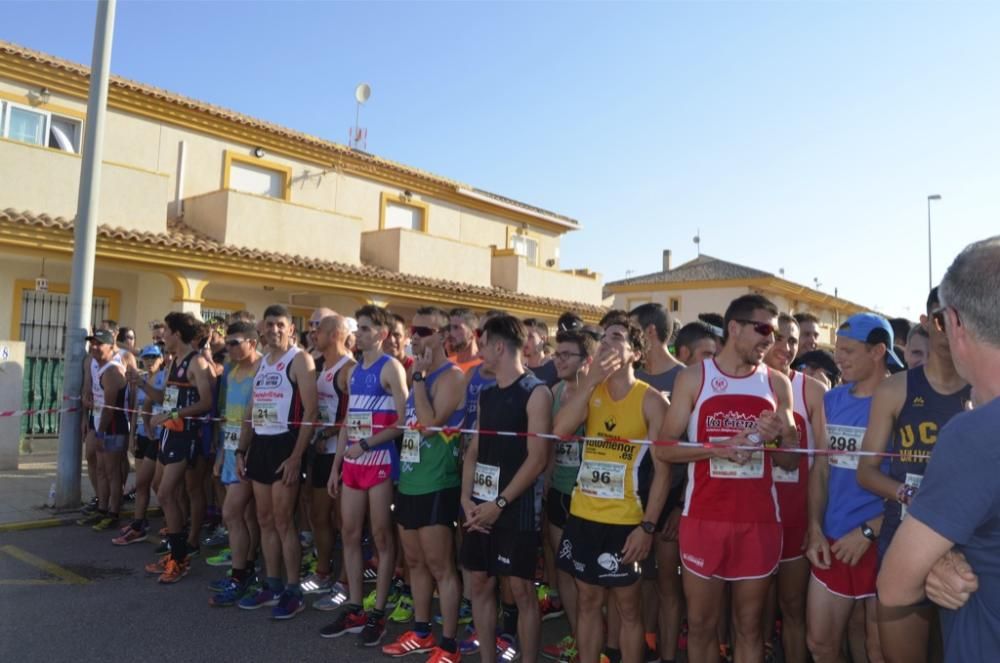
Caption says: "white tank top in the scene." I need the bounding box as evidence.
[316,355,351,454]
[91,359,124,424]
[252,346,301,436]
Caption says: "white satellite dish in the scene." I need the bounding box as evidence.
[355,83,371,104]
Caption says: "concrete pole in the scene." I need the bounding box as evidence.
[55,0,117,509]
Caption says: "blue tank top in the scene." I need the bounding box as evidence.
[137,369,166,439]
[346,354,400,475]
[881,368,972,550]
[463,365,496,429]
[823,384,888,539]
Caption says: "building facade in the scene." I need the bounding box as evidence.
[0,41,604,436]
[605,250,868,346]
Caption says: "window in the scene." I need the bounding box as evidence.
[379,192,429,232]
[1,101,84,153]
[510,233,538,265]
[669,297,681,313]
[223,150,291,200]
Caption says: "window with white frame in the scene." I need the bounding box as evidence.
[384,201,424,231]
[0,100,83,153]
[510,233,538,265]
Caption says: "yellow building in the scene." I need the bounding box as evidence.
[605,250,868,346]
[0,41,604,436]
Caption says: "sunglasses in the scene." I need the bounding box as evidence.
[553,351,584,361]
[930,308,947,333]
[309,320,321,329]
[409,326,442,338]
[735,319,776,337]
[225,338,247,347]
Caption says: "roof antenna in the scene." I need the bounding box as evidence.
[349,83,371,150]
[692,229,701,256]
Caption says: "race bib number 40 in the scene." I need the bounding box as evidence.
[472,463,500,501]
[827,425,865,470]
[347,412,373,441]
[401,429,421,464]
[578,460,626,499]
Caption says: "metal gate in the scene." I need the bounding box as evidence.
[19,290,110,437]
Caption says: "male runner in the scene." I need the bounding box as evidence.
[763,314,828,663]
[303,315,354,598]
[81,329,129,531]
[460,314,552,663]
[658,295,797,663]
[209,321,262,606]
[805,313,902,663]
[524,318,559,386]
[793,313,821,357]
[857,289,970,663]
[236,305,318,618]
[903,325,930,369]
[147,312,216,583]
[385,312,416,380]
[448,308,481,373]
[321,305,408,645]
[674,321,720,366]
[540,328,597,663]
[555,312,670,663]
[382,307,466,663]
[879,235,1000,662]
[307,307,337,354]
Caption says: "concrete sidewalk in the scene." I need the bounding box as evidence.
[0,437,94,529]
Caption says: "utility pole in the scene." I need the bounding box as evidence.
[55,0,117,508]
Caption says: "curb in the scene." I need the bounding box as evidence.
[0,507,164,534]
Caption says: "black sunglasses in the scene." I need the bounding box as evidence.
[410,326,443,338]
[735,319,776,337]
[225,338,247,347]
[930,308,946,333]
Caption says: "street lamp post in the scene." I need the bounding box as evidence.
[927,194,942,291]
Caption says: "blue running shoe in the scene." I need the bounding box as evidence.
[209,577,252,607]
[272,589,305,620]
[238,586,279,610]
[459,625,480,656]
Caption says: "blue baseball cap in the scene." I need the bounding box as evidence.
[139,344,162,358]
[836,313,904,369]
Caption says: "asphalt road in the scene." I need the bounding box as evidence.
[0,524,576,663]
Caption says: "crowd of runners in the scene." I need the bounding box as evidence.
[71,235,1000,663]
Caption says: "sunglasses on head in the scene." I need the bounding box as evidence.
[735,319,776,337]
[409,326,442,338]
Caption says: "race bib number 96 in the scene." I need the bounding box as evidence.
[578,460,626,499]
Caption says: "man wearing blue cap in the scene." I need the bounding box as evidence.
[805,312,902,663]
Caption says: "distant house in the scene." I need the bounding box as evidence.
[605,250,868,346]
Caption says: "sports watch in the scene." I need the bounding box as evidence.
[412,371,425,382]
[495,496,509,510]
[359,439,371,452]
[640,521,656,534]
[861,522,876,542]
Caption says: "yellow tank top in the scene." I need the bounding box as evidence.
[570,380,650,525]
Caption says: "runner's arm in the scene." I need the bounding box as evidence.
[878,516,954,606]
[655,364,716,463]
[640,389,671,526]
[363,358,408,448]
[289,351,318,457]
[182,356,216,418]
[332,364,355,465]
[460,414,481,512]
[98,369,126,433]
[807,426,831,540]
[552,373,599,436]
[857,374,905,499]
[770,371,799,471]
[413,365,464,427]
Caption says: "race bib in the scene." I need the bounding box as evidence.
[708,436,764,479]
[223,424,241,451]
[401,429,421,464]
[163,386,179,410]
[318,405,331,424]
[773,466,800,483]
[472,463,500,501]
[578,460,626,499]
[555,441,581,468]
[901,472,923,520]
[252,402,279,428]
[347,411,373,441]
[827,424,865,470]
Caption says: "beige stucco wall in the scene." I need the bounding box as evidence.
[493,254,602,305]
[184,189,362,265]
[611,286,750,322]
[361,228,493,288]
[0,139,169,233]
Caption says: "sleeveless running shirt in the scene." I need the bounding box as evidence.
[94,360,128,434]
[636,365,684,504]
[882,368,972,543]
[684,359,779,523]
[571,380,651,525]
[399,362,464,496]
[773,370,815,529]
[823,384,886,539]
[163,351,201,438]
[251,346,303,436]
[316,355,351,454]
[474,372,547,531]
[222,363,256,451]
[551,381,584,496]
[345,354,399,470]
[90,353,124,425]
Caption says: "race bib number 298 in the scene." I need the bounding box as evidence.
[827,424,865,470]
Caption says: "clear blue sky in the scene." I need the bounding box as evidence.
[5,1,999,318]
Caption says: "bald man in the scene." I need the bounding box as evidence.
[308,308,338,353]
[303,315,356,597]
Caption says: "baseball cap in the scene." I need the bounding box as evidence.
[85,329,115,346]
[836,313,904,369]
[139,344,162,358]
[344,317,359,334]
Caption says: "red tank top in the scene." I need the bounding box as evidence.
[684,358,779,523]
[773,370,814,528]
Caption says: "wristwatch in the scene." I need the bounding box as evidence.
[495,496,509,510]
[412,371,425,382]
[359,438,371,452]
[170,409,180,420]
[234,449,246,457]
[860,522,876,542]
[640,521,656,535]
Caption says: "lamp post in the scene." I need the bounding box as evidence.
[927,194,942,291]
